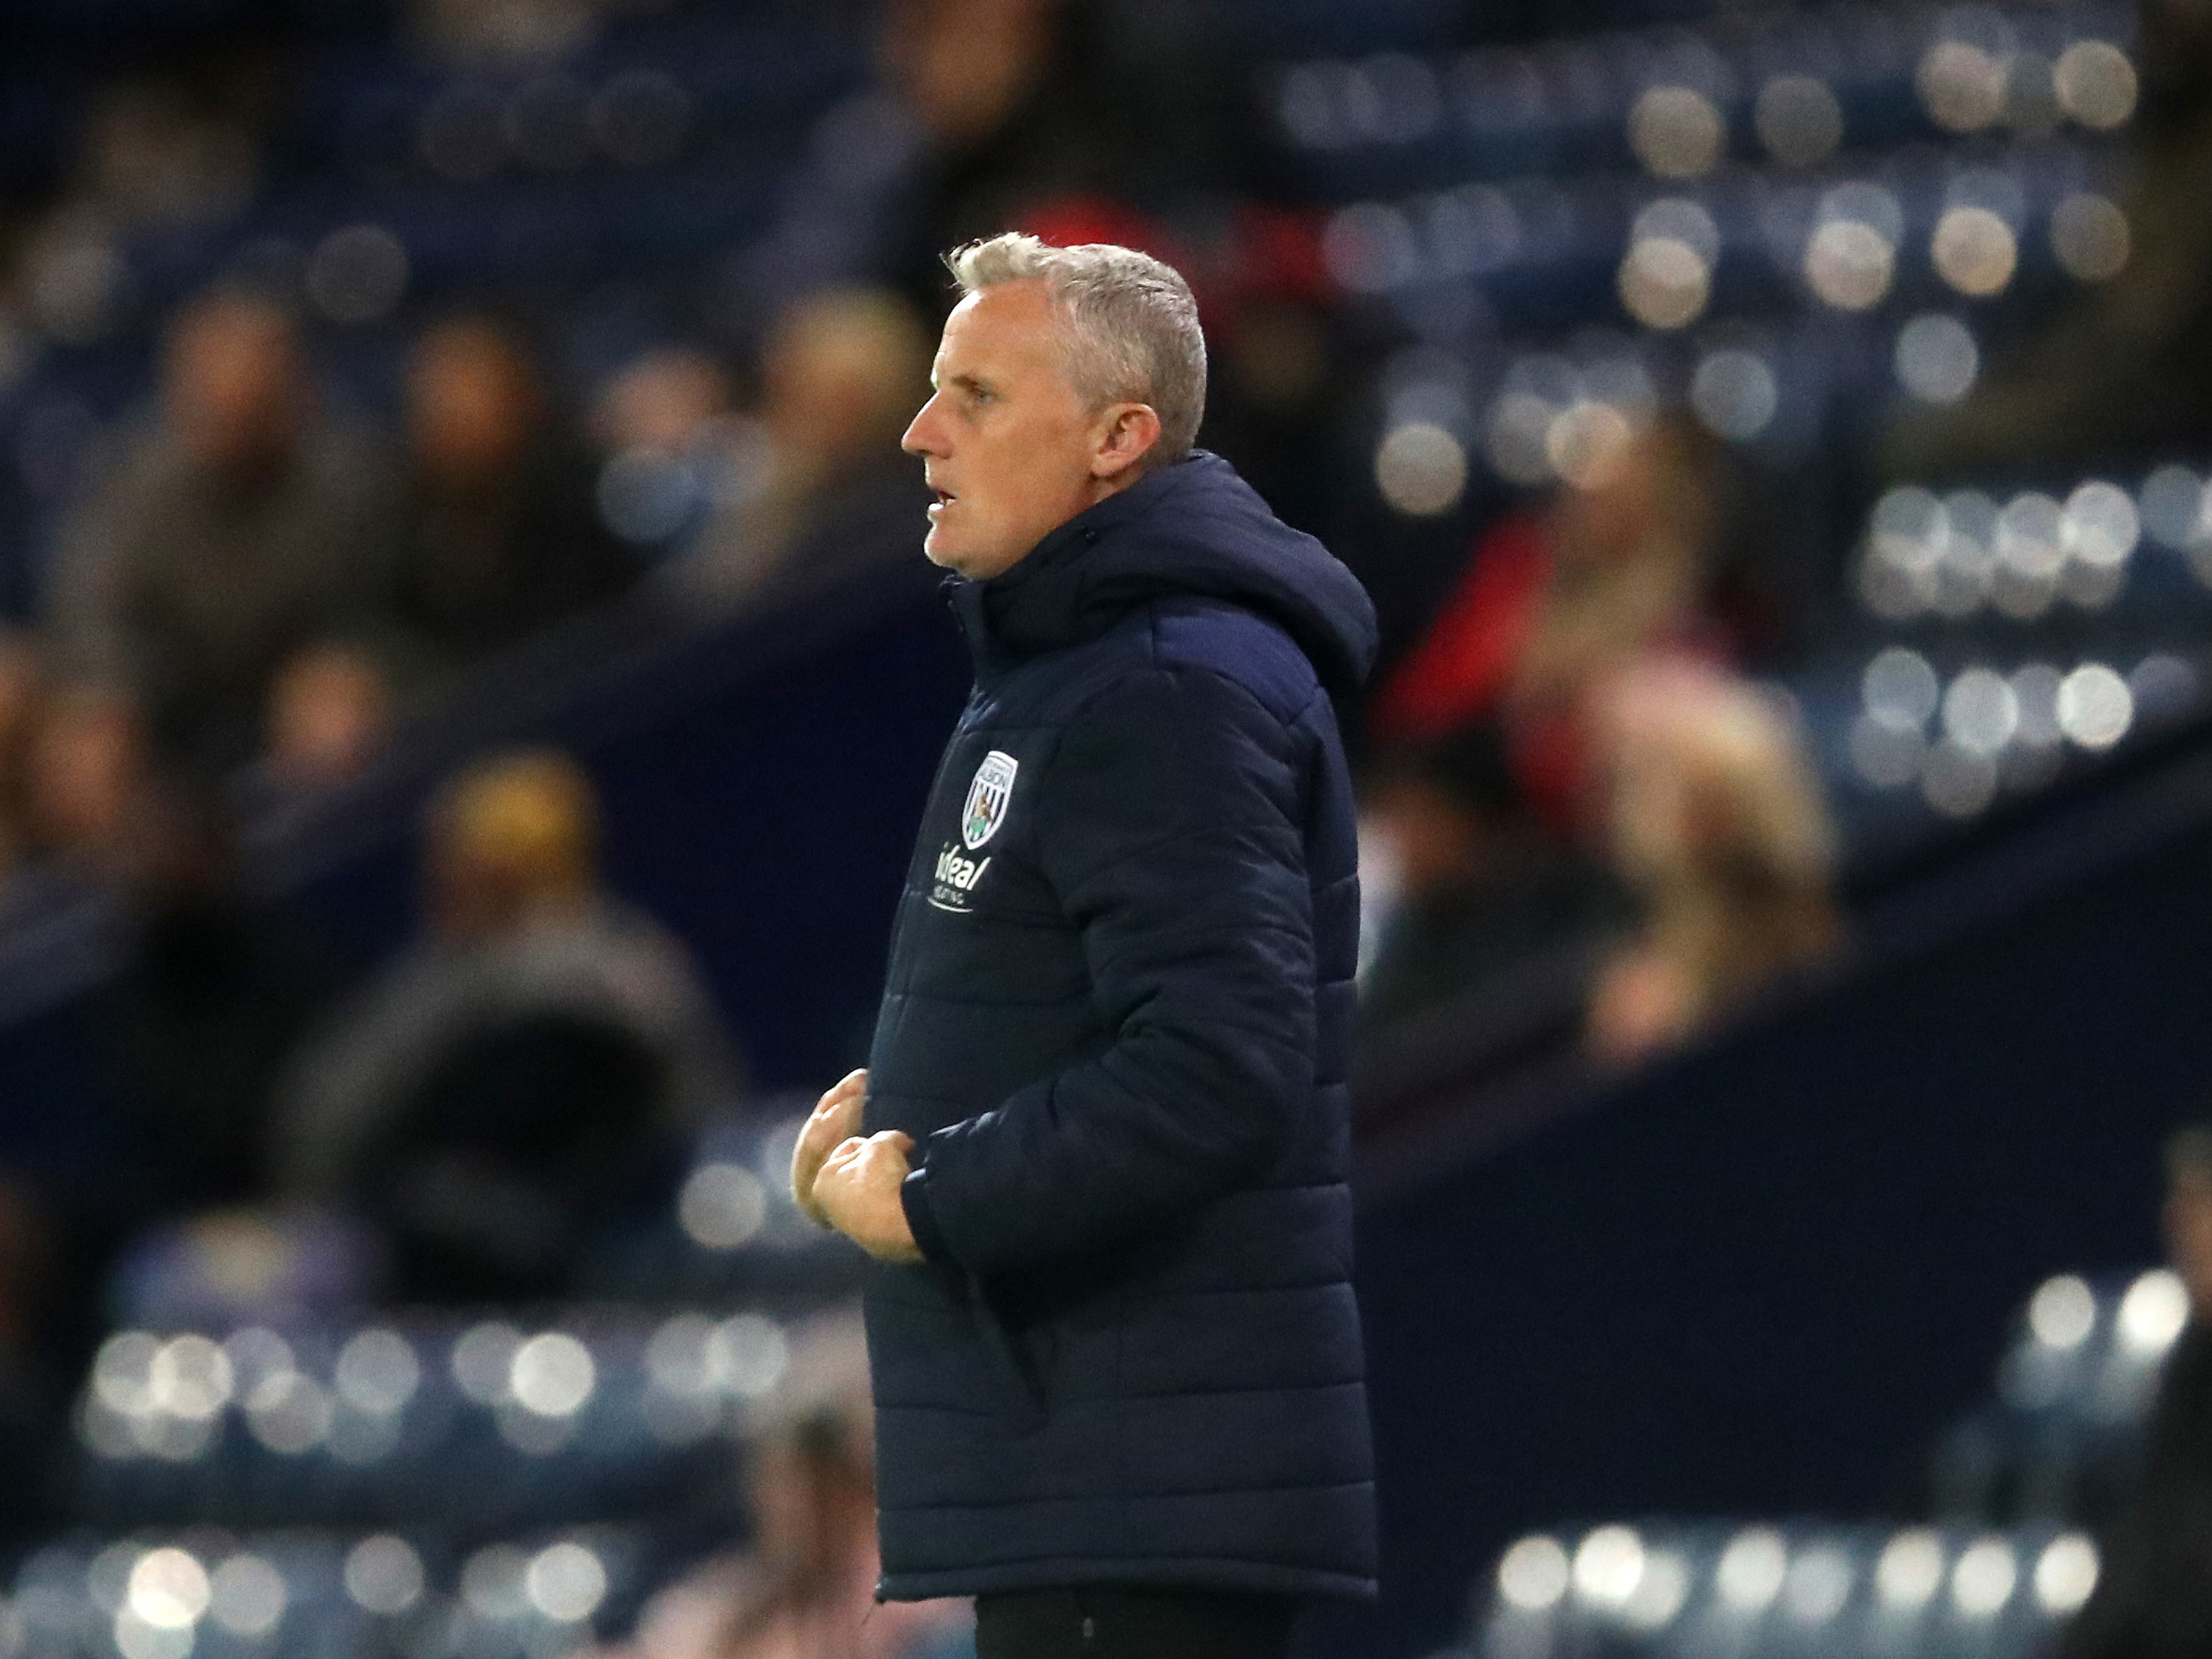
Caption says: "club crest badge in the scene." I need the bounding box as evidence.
[961,751,1019,849]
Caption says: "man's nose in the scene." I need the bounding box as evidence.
[900,395,944,457]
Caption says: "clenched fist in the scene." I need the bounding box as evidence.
[791,1069,868,1225]
[815,1131,922,1263]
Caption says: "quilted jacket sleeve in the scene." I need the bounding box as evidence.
[900,664,1319,1274]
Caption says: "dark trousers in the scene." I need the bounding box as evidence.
[973,1587,1295,1659]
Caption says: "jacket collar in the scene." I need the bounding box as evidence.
[945,459,1191,679]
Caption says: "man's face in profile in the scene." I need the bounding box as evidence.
[901,281,1105,581]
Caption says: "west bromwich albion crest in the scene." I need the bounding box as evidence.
[961,751,1018,849]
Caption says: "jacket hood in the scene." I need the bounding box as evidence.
[950,452,1379,694]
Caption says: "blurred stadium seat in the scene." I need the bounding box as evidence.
[1472,1518,2100,1659]
[1461,1268,2187,1659]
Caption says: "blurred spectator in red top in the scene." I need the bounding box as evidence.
[42,288,401,794]
[1584,662,1838,1062]
[390,316,641,695]
[1373,414,1747,833]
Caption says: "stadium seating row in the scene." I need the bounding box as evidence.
[1468,1269,2184,1657]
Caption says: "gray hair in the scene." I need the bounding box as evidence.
[946,233,1207,468]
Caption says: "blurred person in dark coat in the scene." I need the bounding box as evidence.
[390,317,641,692]
[668,288,936,608]
[91,778,353,1219]
[42,288,400,787]
[2061,1126,2212,1659]
[789,235,1377,1659]
[1357,725,1622,1033]
[277,748,737,1301]
[875,0,1238,310]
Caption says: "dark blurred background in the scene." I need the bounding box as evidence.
[0,0,2210,1656]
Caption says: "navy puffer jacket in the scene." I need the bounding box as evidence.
[860,451,1379,1602]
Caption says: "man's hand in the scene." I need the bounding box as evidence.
[814,1131,923,1263]
[791,1070,868,1226]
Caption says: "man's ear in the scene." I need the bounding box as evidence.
[1090,403,1163,481]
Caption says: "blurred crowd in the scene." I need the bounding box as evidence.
[0,0,1862,1099]
[1356,413,1837,1067]
[0,0,1868,1470]
[0,277,941,880]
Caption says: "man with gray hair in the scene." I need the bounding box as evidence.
[791,233,1379,1657]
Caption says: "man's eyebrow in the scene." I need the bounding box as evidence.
[948,372,993,396]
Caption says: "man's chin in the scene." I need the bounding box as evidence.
[922,528,988,578]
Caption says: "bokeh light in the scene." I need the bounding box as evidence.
[679,1161,770,1249]
[708,1312,789,1398]
[509,1333,596,1418]
[460,1544,531,1621]
[2028,1274,2097,1348]
[2117,1269,2190,1355]
[1498,1536,1571,1611]
[1690,349,1777,441]
[1943,667,2018,756]
[2034,1536,2099,1615]
[1715,1528,1787,1610]
[2053,41,2137,129]
[452,1322,523,1404]
[1622,1551,1689,1628]
[127,1549,210,1632]
[1573,1525,1645,1604]
[525,1542,609,1624]
[1895,314,1979,404]
[1931,206,2017,297]
[1628,86,1725,178]
[1874,1530,1946,1609]
[334,1329,421,1418]
[1919,42,2007,133]
[208,1556,287,1639]
[1375,423,1469,516]
[1951,1538,2017,1617]
[344,1536,425,1617]
[2051,193,2131,283]
[1805,185,1902,310]
[1618,237,1709,330]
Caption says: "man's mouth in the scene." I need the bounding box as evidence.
[928,488,956,517]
